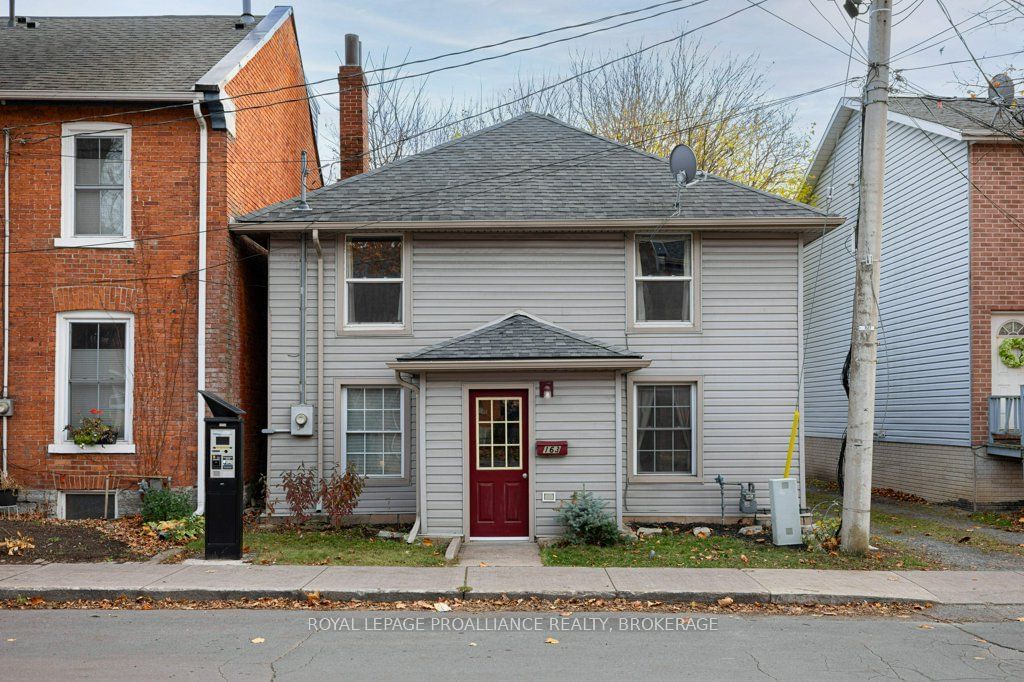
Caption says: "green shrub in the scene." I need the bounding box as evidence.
[557,489,621,546]
[141,488,194,522]
[147,515,205,542]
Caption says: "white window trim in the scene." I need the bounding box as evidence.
[337,380,410,484]
[338,233,411,335]
[627,375,703,483]
[58,121,135,249]
[472,395,525,471]
[49,310,136,455]
[626,232,701,334]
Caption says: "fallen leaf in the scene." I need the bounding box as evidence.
[468,642,477,647]
[560,611,572,617]
[717,597,734,607]
[434,602,451,612]
[28,597,44,606]
[918,624,933,630]
[478,562,490,567]
[422,538,433,547]
[306,592,321,603]
[740,554,749,564]
[957,536,971,544]
[1015,617,1024,622]
[6,638,15,642]
[251,637,266,644]
[545,637,559,645]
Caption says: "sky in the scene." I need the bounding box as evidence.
[20,0,1024,155]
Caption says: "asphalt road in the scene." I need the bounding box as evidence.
[2,608,1023,680]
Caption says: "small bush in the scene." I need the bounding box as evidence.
[141,488,194,523]
[557,488,621,546]
[281,465,319,526]
[321,465,365,528]
[147,515,205,542]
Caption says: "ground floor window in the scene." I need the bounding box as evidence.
[634,383,695,475]
[342,386,404,477]
[54,311,134,445]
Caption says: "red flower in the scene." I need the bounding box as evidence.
[89,408,103,415]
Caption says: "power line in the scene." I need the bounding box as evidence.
[0,78,854,260]
[13,2,768,151]
[890,0,1018,61]
[6,0,716,136]
[743,0,868,63]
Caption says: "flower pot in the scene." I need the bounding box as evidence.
[0,489,18,507]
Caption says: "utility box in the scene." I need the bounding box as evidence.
[769,478,802,546]
[290,404,314,436]
[201,390,245,560]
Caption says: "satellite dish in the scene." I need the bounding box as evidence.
[988,73,1015,104]
[669,144,698,185]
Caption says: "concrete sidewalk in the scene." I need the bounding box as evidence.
[1,563,1023,605]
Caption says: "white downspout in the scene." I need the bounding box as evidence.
[393,370,421,543]
[312,230,324,488]
[2,129,10,475]
[193,98,208,514]
[614,370,624,530]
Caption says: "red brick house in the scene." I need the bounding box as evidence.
[0,6,322,516]
[801,95,1024,507]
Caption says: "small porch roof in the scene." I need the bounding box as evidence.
[387,312,650,372]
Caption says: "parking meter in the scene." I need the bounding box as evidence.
[200,391,245,559]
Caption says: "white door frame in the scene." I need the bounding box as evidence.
[461,381,536,541]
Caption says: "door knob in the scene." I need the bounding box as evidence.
[522,473,528,479]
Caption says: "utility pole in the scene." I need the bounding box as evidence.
[842,0,892,554]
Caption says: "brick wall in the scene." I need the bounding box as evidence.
[0,17,321,499]
[0,103,201,491]
[970,141,1024,444]
[210,16,323,485]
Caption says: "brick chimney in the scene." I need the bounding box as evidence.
[338,34,370,179]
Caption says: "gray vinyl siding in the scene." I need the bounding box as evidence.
[802,113,971,446]
[267,230,803,531]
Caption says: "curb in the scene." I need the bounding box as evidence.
[0,586,942,605]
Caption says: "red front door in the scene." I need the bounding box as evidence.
[469,389,529,538]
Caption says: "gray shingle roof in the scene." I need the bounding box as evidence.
[239,113,836,224]
[890,96,1022,136]
[396,314,642,362]
[0,15,261,94]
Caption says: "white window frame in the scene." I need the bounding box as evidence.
[627,376,702,483]
[58,121,134,249]
[49,311,136,454]
[339,233,411,335]
[627,232,701,333]
[338,382,409,483]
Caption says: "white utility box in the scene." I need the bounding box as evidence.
[769,478,802,546]
[290,404,314,436]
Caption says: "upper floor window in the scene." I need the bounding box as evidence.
[343,235,406,330]
[59,122,133,248]
[999,320,1024,337]
[633,233,694,327]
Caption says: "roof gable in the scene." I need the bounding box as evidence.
[396,313,642,362]
[239,112,835,225]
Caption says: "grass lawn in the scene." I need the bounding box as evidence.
[968,510,1024,532]
[239,528,449,567]
[541,531,936,570]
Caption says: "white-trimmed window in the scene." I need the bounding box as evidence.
[633,234,694,326]
[59,122,133,248]
[633,383,695,475]
[51,311,135,454]
[343,235,405,329]
[342,386,405,477]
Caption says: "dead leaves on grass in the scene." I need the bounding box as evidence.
[0,533,35,556]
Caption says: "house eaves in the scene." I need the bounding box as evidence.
[386,358,652,372]
[230,216,846,234]
[803,97,964,195]
[0,89,196,101]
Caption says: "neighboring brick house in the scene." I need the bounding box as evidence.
[0,6,322,517]
[801,95,1024,507]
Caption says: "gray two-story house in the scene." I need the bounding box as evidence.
[235,111,842,540]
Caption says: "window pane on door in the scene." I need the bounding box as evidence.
[475,397,523,470]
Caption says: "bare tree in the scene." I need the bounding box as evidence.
[456,37,814,197]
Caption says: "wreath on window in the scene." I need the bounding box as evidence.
[999,337,1024,368]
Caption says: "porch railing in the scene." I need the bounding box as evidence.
[989,394,1023,440]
